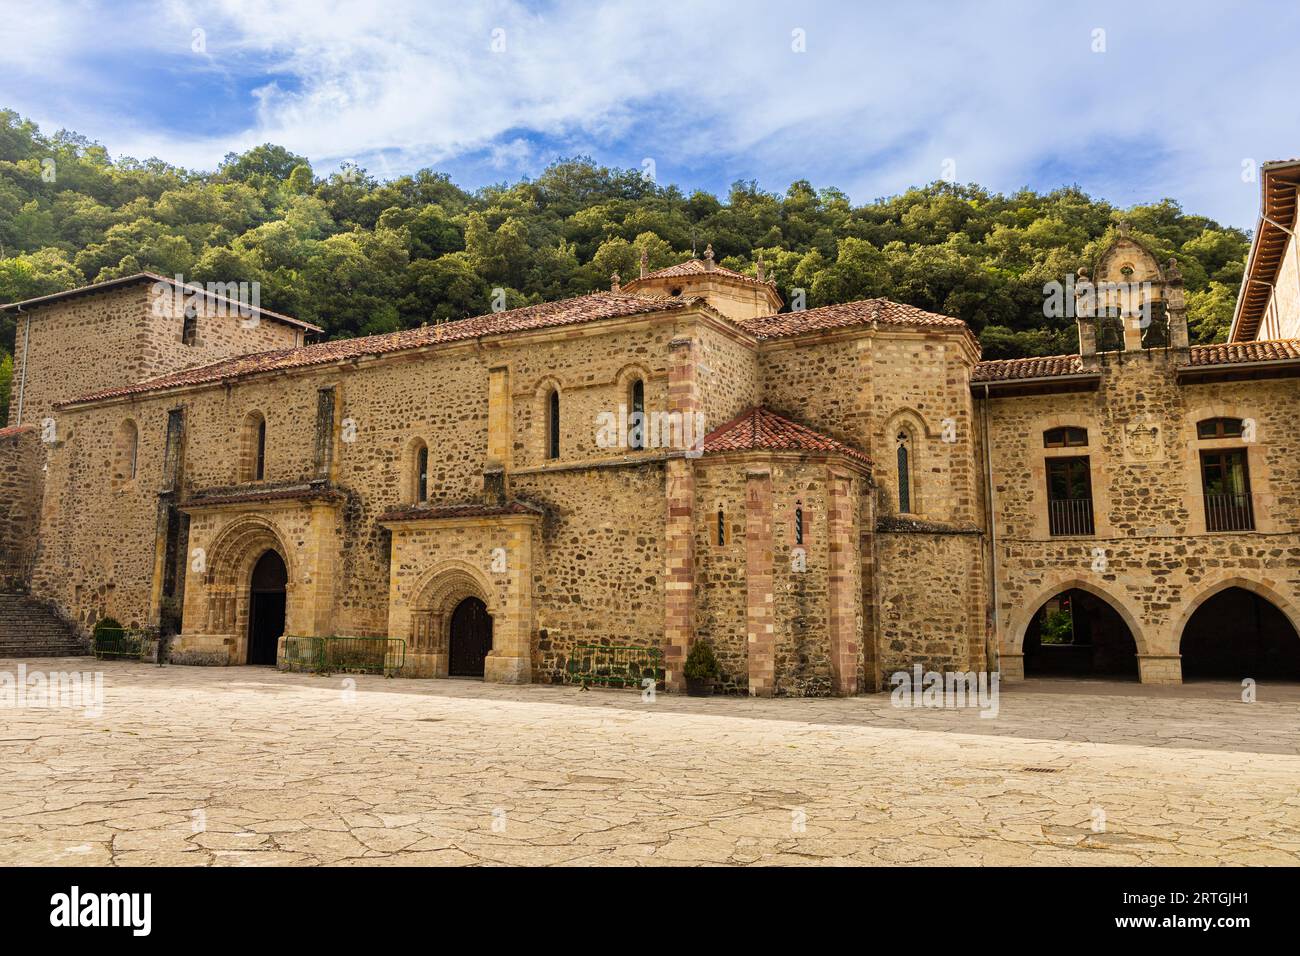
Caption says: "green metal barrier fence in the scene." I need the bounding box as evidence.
[93,626,156,661]
[281,636,324,672]
[567,643,664,690]
[283,636,405,676]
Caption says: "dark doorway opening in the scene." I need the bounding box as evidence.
[1180,587,1300,681]
[449,597,492,677]
[247,550,287,665]
[1023,588,1138,678]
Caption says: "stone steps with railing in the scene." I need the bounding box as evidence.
[0,593,88,657]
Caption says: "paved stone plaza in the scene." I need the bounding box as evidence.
[1,659,1298,866]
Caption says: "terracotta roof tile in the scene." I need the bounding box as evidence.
[0,424,36,440]
[740,299,968,339]
[64,292,687,405]
[971,354,1086,382]
[702,406,872,468]
[1185,339,1300,365]
[632,257,767,285]
[377,500,544,522]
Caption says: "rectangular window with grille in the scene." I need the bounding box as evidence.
[1046,456,1094,536]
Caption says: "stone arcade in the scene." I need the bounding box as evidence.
[3,163,1300,693]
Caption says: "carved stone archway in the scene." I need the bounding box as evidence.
[407,560,498,677]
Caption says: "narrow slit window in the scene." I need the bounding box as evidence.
[896,432,911,514]
[416,444,429,503]
[547,389,560,460]
[629,379,645,450]
[795,502,804,545]
[717,507,725,546]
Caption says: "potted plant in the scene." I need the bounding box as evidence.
[683,640,719,697]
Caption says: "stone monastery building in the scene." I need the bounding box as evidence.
[3,159,1300,693]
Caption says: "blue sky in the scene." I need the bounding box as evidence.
[2,0,1298,227]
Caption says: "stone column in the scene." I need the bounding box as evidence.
[1138,654,1183,685]
[484,519,534,684]
[662,337,698,692]
[826,469,859,696]
[745,466,775,697]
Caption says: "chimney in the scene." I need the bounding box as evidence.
[610,272,621,293]
[639,247,648,279]
[755,250,765,283]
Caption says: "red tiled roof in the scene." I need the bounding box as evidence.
[702,406,872,468]
[63,292,687,405]
[1185,339,1300,365]
[0,424,36,440]
[971,354,1086,382]
[377,500,544,523]
[631,257,768,286]
[740,299,968,339]
[0,271,322,333]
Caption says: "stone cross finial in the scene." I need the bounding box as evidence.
[639,247,648,278]
[610,272,621,293]
[756,250,765,282]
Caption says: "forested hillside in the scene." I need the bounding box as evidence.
[0,109,1249,420]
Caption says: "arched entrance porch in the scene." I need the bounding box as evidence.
[1179,584,1300,682]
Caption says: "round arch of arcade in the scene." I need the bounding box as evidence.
[1003,573,1151,658]
[408,559,500,658]
[201,514,297,661]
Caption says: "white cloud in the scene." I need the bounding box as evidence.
[2,0,1297,225]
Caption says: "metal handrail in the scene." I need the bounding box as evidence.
[1203,492,1255,532]
[1047,497,1095,536]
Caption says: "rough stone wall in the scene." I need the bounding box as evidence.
[693,456,863,696]
[29,401,167,630]
[691,462,748,691]
[694,322,760,436]
[9,284,299,430]
[987,348,1300,679]
[0,427,42,588]
[513,463,665,683]
[873,529,984,683]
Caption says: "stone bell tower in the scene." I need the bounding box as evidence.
[1074,223,1189,364]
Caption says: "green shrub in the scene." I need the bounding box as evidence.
[684,640,719,681]
[1040,609,1074,645]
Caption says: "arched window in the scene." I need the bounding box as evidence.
[896,432,912,514]
[547,389,560,460]
[181,304,198,346]
[794,500,804,545]
[114,419,138,484]
[240,411,267,482]
[1044,426,1088,448]
[629,378,646,450]
[1196,417,1244,440]
[413,441,429,503]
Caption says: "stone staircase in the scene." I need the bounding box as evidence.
[0,592,88,657]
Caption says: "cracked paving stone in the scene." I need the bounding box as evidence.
[1,660,1299,866]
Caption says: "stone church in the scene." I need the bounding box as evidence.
[3,159,1300,693]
